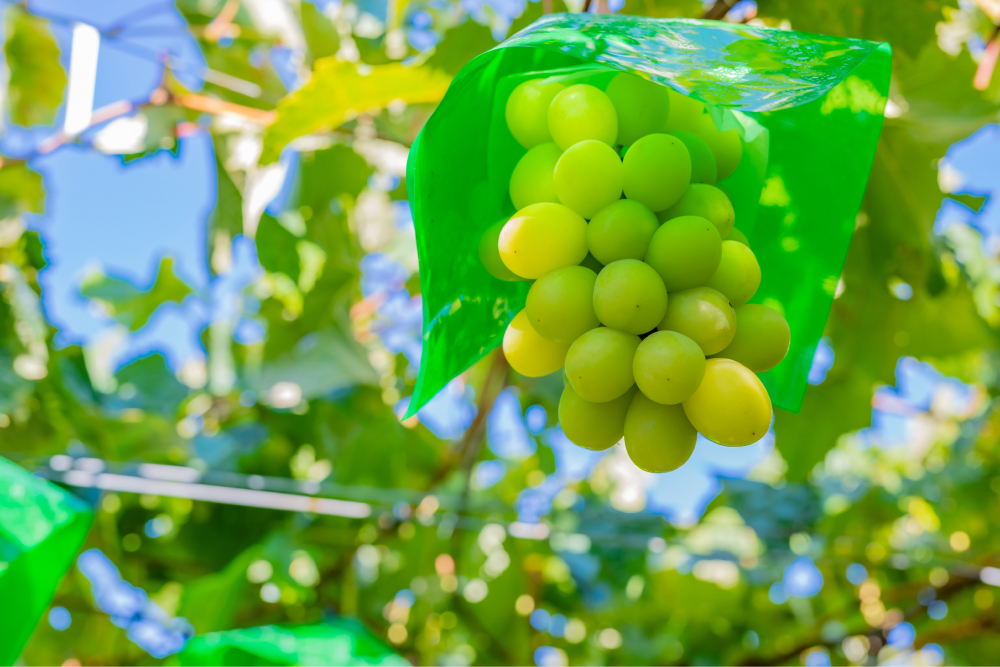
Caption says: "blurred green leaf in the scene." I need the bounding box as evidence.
[301,1,341,62]
[0,163,45,217]
[256,213,302,282]
[3,10,66,127]
[80,257,194,330]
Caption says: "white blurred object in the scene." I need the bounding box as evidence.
[64,23,100,135]
[93,114,148,154]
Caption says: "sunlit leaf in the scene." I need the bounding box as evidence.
[80,257,194,331]
[4,10,66,127]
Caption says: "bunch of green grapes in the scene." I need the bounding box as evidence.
[480,72,790,473]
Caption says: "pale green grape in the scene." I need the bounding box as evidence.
[705,240,761,306]
[663,90,706,132]
[726,227,749,247]
[510,143,562,210]
[658,184,734,238]
[682,358,771,447]
[478,219,521,281]
[623,392,697,473]
[503,309,570,377]
[644,215,721,291]
[580,252,605,274]
[667,130,717,185]
[593,259,668,335]
[587,200,658,265]
[526,266,600,343]
[548,84,618,150]
[622,134,691,212]
[559,384,636,451]
[658,286,736,355]
[633,330,705,405]
[605,73,670,146]
[505,78,565,148]
[714,304,789,372]
[498,203,588,279]
[691,112,743,180]
[565,327,640,402]
[553,140,623,219]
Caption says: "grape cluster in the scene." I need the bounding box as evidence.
[480,72,790,473]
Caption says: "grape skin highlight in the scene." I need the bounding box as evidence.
[624,392,697,473]
[505,78,565,149]
[548,84,618,150]
[644,215,721,292]
[498,203,588,279]
[587,200,659,266]
[682,358,772,447]
[553,140,624,219]
[526,265,600,344]
[633,330,706,405]
[658,286,736,356]
[510,143,562,210]
[565,327,641,403]
[593,259,669,335]
[503,309,571,377]
[559,384,636,451]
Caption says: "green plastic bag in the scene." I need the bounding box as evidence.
[0,457,92,664]
[406,13,890,416]
[178,619,408,666]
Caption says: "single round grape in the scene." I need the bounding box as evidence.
[705,240,761,306]
[505,79,565,148]
[713,304,790,372]
[658,184,735,238]
[565,327,641,402]
[605,73,670,146]
[548,84,618,150]
[663,90,706,132]
[559,384,636,451]
[553,140,623,219]
[503,309,571,377]
[587,199,659,265]
[692,113,743,180]
[498,203,588,279]
[526,266,600,344]
[658,286,736,355]
[623,392,697,473]
[726,227,750,247]
[644,215,721,292]
[633,330,706,405]
[668,130,717,185]
[622,134,691,212]
[593,259,669,335]
[478,219,521,281]
[580,252,605,274]
[682,358,772,447]
[510,143,562,210]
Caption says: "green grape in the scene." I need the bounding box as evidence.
[726,227,749,247]
[510,143,562,210]
[503,309,570,377]
[622,134,691,212]
[548,84,618,150]
[713,304,790,372]
[705,240,761,306]
[526,266,600,344]
[663,90,706,132]
[691,113,743,180]
[644,215,721,291]
[587,200,658,265]
[592,259,669,335]
[565,327,641,402]
[667,130,717,185]
[478,219,522,281]
[623,392,697,473]
[633,330,706,405]
[580,252,605,273]
[559,384,636,451]
[505,78,565,149]
[605,73,670,146]
[682,358,771,447]
[658,184,734,238]
[498,203,588,279]
[658,286,736,355]
[553,140,623,219]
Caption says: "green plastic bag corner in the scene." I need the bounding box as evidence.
[0,457,93,665]
[406,13,890,416]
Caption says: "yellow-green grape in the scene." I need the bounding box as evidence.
[553,140,623,219]
[726,227,749,247]
[633,330,706,405]
[498,203,588,279]
[559,384,636,451]
[605,73,670,146]
[668,130,717,185]
[623,392,697,473]
[705,240,761,306]
[580,252,605,273]
[505,78,565,149]
[658,184,735,239]
[682,358,771,447]
[713,304,790,372]
[593,259,669,335]
[663,90,706,132]
[478,219,521,281]
[510,143,562,210]
[503,309,571,377]
[659,286,736,355]
[565,327,641,402]
[526,266,600,344]
[548,84,618,150]
[622,134,691,212]
[587,199,659,265]
[644,215,721,291]
[691,113,743,180]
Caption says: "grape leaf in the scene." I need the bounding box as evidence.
[4,10,66,127]
[255,213,301,282]
[79,257,193,331]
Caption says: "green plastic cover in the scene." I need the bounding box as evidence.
[0,456,93,665]
[178,619,408,666]
[406,13,890,416]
